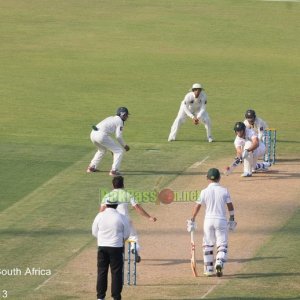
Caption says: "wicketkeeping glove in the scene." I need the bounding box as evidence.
[187,219,197,232]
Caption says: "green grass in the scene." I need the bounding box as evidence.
[0,0,299,299]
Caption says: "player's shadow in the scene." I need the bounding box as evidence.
[248,170,300,180]
[142,256,283,267]
[175,138,233,143]
[228,256,284,263]
[196,298,300,300]
[0,228,89,236]
[225,271,300,279]
[276,158,300,162]
[142,258,191,266]
[123,170,207,176]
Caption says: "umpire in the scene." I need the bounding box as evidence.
[92,196,130,300]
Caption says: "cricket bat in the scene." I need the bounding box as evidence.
[224,157,242,176]
[190,231,198,277]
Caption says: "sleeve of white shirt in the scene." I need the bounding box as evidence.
[199,91,207,112]
[196,190,204,204]
[182,94,195,119]
[234,136,245,149]
[115,119,126,147]
[92,213,101,238]
[225,189,232,204]
[257,118,268,140]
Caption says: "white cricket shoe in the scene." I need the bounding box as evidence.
[241,172,252,177]
[86,165,99,173]
[208,136,214,143]
[109,170,122,176]
[203,271,214,277]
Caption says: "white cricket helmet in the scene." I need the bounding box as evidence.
[191,83,204,90]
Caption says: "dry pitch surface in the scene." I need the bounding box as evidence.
[34,157,300,300]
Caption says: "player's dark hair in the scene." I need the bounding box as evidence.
[112,176,124,189]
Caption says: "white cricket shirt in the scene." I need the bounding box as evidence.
[244,117,268,140]
[92,208,130,247]
[234,128,257,149]
[95,115,125,146]
[182,91,207,118]
[196,182,232,220]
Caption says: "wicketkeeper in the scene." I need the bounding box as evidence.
[188,168,236,277]
[168,83,213,143]
[244,109,268,141]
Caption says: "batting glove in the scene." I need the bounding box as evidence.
[228,220,237,231]
[187,219,196,232]
[235,157,243,164]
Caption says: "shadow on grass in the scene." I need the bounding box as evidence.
[172,139,234,143]
[148,298,300,300]
[136,256,284,267]
[0,228,89,236]
[225,272,300,279]
[243,170,300,181]
[123,170,207,176]
[276,158,300,163]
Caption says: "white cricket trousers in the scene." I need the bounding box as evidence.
[202,218,228,272]
[203,218,228,250]
[89,130,124,171]
[243,141,266,174]
[168,105,212,141]
[128,221,140,252]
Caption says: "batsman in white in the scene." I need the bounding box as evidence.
[244,109,268,141]
[100,176,157,262]
[188,168,236,277]
[86,107,130,176]
[168,83,213,142]
[234,122,267,177]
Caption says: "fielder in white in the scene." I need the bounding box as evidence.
[168,83,213,143]
[244,109,268,141]
[86,107,130,176]
[234,122,269,177]
[100,176,157,262]
[188,168,236,277]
